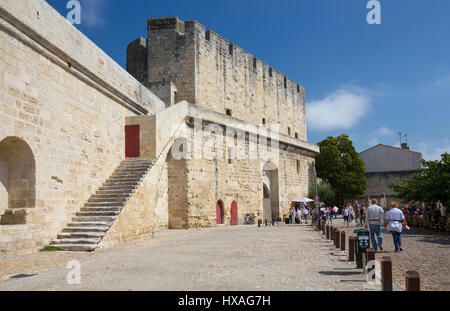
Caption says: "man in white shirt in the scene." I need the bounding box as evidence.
[333,206,338,219]
[366,198,384,252]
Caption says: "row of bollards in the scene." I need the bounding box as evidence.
[321,222,421,291]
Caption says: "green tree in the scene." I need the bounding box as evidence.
[309,182,335,205]
[389,153,449,204]
[315,134,367,204]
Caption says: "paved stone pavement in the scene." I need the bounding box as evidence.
[0,224,377,291]
[328,217,450,291]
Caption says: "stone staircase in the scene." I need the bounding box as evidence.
[50,159,154,251]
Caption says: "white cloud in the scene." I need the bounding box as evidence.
[307,86,371,131]
[416,139,450,161]
[435,75,450,88]
[375,127,395,136]
[80,0,106,27]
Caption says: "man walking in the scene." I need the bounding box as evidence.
[366,198,384,252]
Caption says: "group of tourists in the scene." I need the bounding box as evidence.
[319,201,367,228]
[287,196,447,253]
[319,206,338,224]
[411,201,447,222]
[289,205,309,224]
[342,201,368,228]
[318,198,413,253]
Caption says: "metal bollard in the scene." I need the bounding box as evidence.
[326,225,329,239]
[367,248,375,278]
[381,257,393,291]
[322,221,326,234]
[258,219,262,227]
[348,236,355,262]
[335,229,340,249]
[341,231,346,251]
[330,226,334,240]
[405,271,420,291]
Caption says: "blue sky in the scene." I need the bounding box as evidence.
[46,0,450,160]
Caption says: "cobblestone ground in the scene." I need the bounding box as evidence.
[330,217,450,291]
[0,224,376,291]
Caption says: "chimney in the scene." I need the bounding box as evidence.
[401,142,410,150]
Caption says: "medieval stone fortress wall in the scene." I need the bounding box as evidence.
[0,0,319,256]
[127,16,307,140]
[0,0,165,255]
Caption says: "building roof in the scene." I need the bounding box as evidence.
[359,144,422,155]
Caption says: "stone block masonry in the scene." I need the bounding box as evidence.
[127,17,307,140]
[0,0,164,256]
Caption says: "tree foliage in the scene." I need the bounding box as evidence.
[389,153,449,204]
[315,134,367,203]
[309,182,335,205]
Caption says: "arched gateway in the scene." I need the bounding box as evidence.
[262,162,279,222]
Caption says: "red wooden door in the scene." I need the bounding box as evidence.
[216,203,222,225]
[231,201,238,225]
[125,125,140,157]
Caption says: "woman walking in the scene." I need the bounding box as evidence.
[384,202,410,252]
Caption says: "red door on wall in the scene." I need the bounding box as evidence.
[125,125,140,157]
[216,202,222,225]
[230,201,238,225]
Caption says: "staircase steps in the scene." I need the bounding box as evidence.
[50,159,154,251]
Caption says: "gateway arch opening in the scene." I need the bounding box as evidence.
[262,162,279,222]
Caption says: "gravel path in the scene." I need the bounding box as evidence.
[0,224,373,291]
